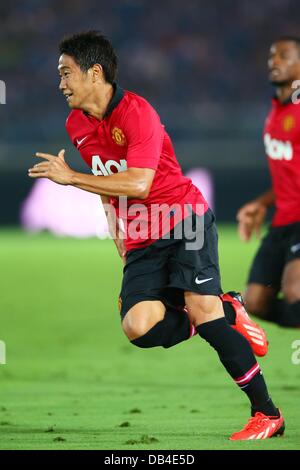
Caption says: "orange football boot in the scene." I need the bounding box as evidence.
[221,292,268,357]
[230,411,285,440]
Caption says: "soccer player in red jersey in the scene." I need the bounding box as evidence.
[237,36,300,329]
[28,31,284,440]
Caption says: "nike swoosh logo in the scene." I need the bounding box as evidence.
[76,136,88,146]
[195,277,213,285]
[291,243,300,253]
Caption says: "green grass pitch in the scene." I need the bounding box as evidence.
[0,226,299,450]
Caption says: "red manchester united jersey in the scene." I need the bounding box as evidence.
[264,97,300,226]
[66,86,208,250]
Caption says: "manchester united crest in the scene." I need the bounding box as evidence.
[282,115,295,132]
[112,127,126,146]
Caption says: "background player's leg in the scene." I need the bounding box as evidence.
[185,292,279,417]
[244,228,284,323]
[244,283,278,319]
[122,300,193,348]
[245,261,300,327]
[269,259,300,327]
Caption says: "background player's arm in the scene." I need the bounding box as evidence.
[100,195,126,263]
[28,150,155,199]
[236,188,275,242]
[254,188,275,208]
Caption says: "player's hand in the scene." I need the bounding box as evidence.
[236,201,267,242]
[28,149,74,185]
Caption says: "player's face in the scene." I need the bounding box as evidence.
[268,41,300,85]
[58,54,94,109]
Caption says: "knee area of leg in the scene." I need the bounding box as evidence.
[122,311,154,340]
[244,299,267,318]
[129,323,162,349]
[122,322,148,342]
[187,297,222,319]
[122,315,163,347]
[282,285,300,304]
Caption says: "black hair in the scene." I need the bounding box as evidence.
[59,31,118,84]
[275,35,300,55]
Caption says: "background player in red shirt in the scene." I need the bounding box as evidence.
[28,31,284,440]
[237,36,300,328]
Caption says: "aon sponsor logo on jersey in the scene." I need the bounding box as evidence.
[264,133,293,161]
[92,155,127,175]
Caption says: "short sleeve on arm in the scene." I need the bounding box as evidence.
[123,100,164,170]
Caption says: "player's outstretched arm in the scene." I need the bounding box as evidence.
[236,189,275,242]
[28,149,73,185]
[28,150,155,199]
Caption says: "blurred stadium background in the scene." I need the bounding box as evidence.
[2,0,300,226]
[0,0,300,450]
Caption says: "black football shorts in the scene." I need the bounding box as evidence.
[248,221,300,290]
[119,209,223,318]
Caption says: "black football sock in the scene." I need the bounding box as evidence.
[222,291,247,325]
[250,394,279,417]
[197,317,278,416]
[131,307,191,349]
[265,299,300,328]
[222,301,236,325]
